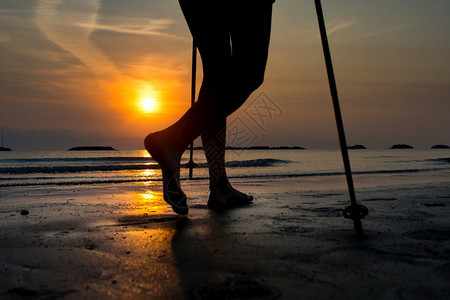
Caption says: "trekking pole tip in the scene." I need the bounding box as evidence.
[343,204,368,237]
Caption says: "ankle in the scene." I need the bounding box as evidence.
[209,178,231,192]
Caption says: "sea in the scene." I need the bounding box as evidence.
[0,149,449,188]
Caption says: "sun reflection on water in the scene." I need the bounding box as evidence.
[140,169,159,182]
[140,150,151,158]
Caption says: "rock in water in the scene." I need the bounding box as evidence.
[389,144,414,149]
[431,144,449,149]
[68,146,116,151]
[348,144,367,150]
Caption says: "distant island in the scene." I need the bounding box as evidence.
[192,146,305,150]
[68,146,116,151]
[431,144,449,149]
[347,144,366,150]
[389,144,414,149]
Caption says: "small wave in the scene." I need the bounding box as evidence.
[425,157,450,164]
[2,166,448,188]
[0,164,160,174]
[0,156,155,163]
[0,158,292,175]
[226,158,292,168]
[0,177,164,187]
[184,158,292,169]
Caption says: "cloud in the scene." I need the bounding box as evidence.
[291,19,356,45]
[78,18,177,38]
[349,25,411,41]
[34,0,117,76]
[327,19,356,35]
[34,0,179,77]
[33,0,182,84]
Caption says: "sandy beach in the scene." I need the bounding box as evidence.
[1,171,449,299]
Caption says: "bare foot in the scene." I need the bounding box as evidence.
[207,182,253,210]
[144,131,188,215]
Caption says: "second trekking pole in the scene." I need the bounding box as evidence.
[314,0,368,237]
[188,40,197,179]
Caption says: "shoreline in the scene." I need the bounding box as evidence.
[1,171,449,298]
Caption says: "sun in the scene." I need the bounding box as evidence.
[141,96,158,113]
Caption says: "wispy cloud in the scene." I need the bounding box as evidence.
[294,19,356,45]
[79,18,177,37]
[33,1,180,78]
[349,25,412,41]
[327,19,356,35]
[34,0,117,76]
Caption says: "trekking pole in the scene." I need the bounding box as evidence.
[314,0,368,237]
[188,40,197,179]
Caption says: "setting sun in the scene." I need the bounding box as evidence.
[141,96,159,113]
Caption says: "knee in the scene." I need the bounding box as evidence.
[217,71,265,117]
[247,72,265,92]
[208,67,265,96]
[238,69,265,94]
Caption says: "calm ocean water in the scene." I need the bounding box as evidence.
[0,149,449,187]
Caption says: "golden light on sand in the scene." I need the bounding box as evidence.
[133,191,169,215]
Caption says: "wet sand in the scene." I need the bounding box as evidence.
[1,171,449,299]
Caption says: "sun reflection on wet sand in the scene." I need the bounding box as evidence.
[107,215,185,297]
[87,182,216,297]
[131,191,168,215]
[104,187,188,297]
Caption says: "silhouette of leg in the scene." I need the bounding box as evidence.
[144,85,225,214]
[145,1,273,214]
[222,2,273,116]
[201,120,254,209]
[145,2,230,214]
[200,2,273,208]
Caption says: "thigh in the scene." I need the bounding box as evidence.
[178,0,232,79]
[229,1,273,75]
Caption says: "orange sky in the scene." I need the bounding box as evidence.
[1,0,449,150]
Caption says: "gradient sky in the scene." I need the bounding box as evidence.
[1,0,449,150]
